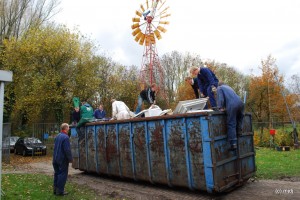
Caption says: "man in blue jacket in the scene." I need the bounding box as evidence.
[53,123,73,196]
[216,82,244,150]
[94,104,106,119]
[190,66,219,108]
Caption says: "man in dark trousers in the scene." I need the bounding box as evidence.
[53,123,73,196]
[135,83,157,114]
[216,82,244,150]
[190,66,219,108]
[185,76,200,98]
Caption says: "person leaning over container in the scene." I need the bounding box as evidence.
[135,83,157,114]
[190,66,219,108]
[111,99,132,120]
[76,99,94,136]
[53,123,73,196]
[216,82,244,150]
[185,76,200,99]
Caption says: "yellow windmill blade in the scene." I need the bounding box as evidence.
[157,26,167,33]
[132,18,140,23]
[131,23,140,29]
[159,21,170,25]
[146,0,149,9]
[145,35,151,46]
[132,28,141,36]
[139,34,145,45]
[135,32,144,42]
[135,10,142,17]
[154,30,162,40]
[150,33,156,44]
[140,4,145,12]
[160,13,171,19]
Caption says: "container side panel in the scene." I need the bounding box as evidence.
[148,120,168,184]
[166,118,188,187]
[133,122,149,181]
[119,123,133,178]
[201,117,214,193]
[79,127,87,171]
[106,124,119,176]
[186,117,206,190]
[87,126,97,172]
[96,125,107,174]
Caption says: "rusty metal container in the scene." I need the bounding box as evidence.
[70,112,256,193]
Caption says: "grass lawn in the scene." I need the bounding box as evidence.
[255,147,300,179]
[1,173,102,200]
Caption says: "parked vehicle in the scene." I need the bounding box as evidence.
[14,137,47,156]
[3,136,20,153]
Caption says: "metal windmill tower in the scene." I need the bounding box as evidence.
[131,0,170,90]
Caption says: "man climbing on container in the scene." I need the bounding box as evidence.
[190,66,219,108]
[216,82,244,150]
[76,99,94,138]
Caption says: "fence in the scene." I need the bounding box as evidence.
[32,123,60,156]
[252,121,299,131]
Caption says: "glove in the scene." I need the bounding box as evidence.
[212,86,217,92]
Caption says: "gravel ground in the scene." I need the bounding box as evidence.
[3,155,300,200]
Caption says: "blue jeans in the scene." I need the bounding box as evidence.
[135,95,144,114]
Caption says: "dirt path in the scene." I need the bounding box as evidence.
[3,156,300,200]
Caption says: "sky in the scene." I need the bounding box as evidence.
[53,0,300,79]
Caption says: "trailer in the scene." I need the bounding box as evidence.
[70,111,256,193]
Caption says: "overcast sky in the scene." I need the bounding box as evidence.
[53,0,300,79]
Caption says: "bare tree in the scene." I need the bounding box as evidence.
[0,0,60,41]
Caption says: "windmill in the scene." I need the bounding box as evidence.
[131,0,170,90]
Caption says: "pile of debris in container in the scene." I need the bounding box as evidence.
[135,98,212,118]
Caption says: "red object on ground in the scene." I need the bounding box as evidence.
[270,129,276,135]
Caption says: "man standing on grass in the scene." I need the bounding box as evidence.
[53,123,73,196]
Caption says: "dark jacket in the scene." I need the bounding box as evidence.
[197,67,219,93]
[191,78,200,98]
[140,87,155,104]
[71,110,80,123]
[94,109,106,119]
[217,84,243,110]
[53,132,72,165]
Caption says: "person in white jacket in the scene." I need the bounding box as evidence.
[111,99,132,120]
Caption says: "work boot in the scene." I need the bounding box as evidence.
[55,188,68,196]
[56,191,69,196]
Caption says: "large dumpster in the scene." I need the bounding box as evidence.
[70,111,256,193]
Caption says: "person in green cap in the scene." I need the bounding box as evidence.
[76,99,94,136]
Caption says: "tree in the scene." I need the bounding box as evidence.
[1,24,101,127]
[247,55,297,144]
[0,0,60,42]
